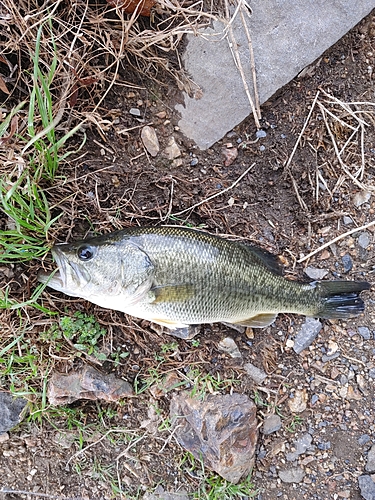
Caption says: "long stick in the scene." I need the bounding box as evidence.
[171,162,256,217]
[298,219,375,263]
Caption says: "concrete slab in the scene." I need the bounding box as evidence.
[176,1,375,149]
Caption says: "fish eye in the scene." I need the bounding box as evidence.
[77,244,95,261]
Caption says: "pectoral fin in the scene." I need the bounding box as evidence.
[151,284,195,303]
[233,313,278,328]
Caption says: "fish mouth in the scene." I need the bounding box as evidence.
[37,248,66,292]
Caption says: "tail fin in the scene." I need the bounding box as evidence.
[316,281,371,319]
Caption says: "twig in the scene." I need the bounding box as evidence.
[240,5,261,119]
[319,104,369,190]
[171,162,256,217]
[284,90,320,171]
[224,0,260,128]
[66,429,139,467]
[0,489,75,500]
[298,219,375,263]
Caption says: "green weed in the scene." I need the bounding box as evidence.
[0,21,84,267]
[185,366,240,399]
[181,452,257,499]
[44,311,109,361]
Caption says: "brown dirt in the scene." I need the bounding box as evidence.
[1,8,375,500]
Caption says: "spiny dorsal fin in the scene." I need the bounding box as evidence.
[241,243,284,276]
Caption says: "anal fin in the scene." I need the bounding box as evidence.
[233,313,278,328]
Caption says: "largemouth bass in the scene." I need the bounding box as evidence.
[39,226,370,331]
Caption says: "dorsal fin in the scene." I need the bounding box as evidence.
[240,243,284,276]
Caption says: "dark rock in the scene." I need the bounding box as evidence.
[47,366,133,405]
[262,414,282,435]
[342,254,353,273]
[170,391,258,483]
[0,392,28,434]
[358,475,375,500]
[293,318,322,354]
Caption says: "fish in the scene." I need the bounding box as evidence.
[38,226,370,334]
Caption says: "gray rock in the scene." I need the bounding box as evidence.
[358,327,372,340]
[342,254,353,273]
[176,2,374,149]
[293,318,322,354]
[304,266,329,280]
[358,232,371,249]
[279,467,305,484]
[369,368,375,380]
[262,414,282,435]
[343,216,353,225]
[243,362,267,384]
[358,475,375,500]
[366,444,375,472]
[170,392,258,484]
[0,392,27,434]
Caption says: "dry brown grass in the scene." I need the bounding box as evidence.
[0,0,216,128]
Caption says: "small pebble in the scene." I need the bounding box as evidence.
[353,191,371,207]
[311,394,319,405]
[317,441,331,451]
[358,232,371,249]
[259,145,266,151]
[365,445,375,472]
[293,318,322,354]
[279,467,305,484]
[358,327,372,340]
[262,414,282,435]
[358,434,371,446]
[243,363,267,384]
[190,158,198,166]
[304,266,328,280]
[256,129,267,138]
[129,108,141,116]
[343,216,353,225]
[218,337,242,358]
[369,368,375,379]
[341,254,353,273]
[322,352,340,363]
